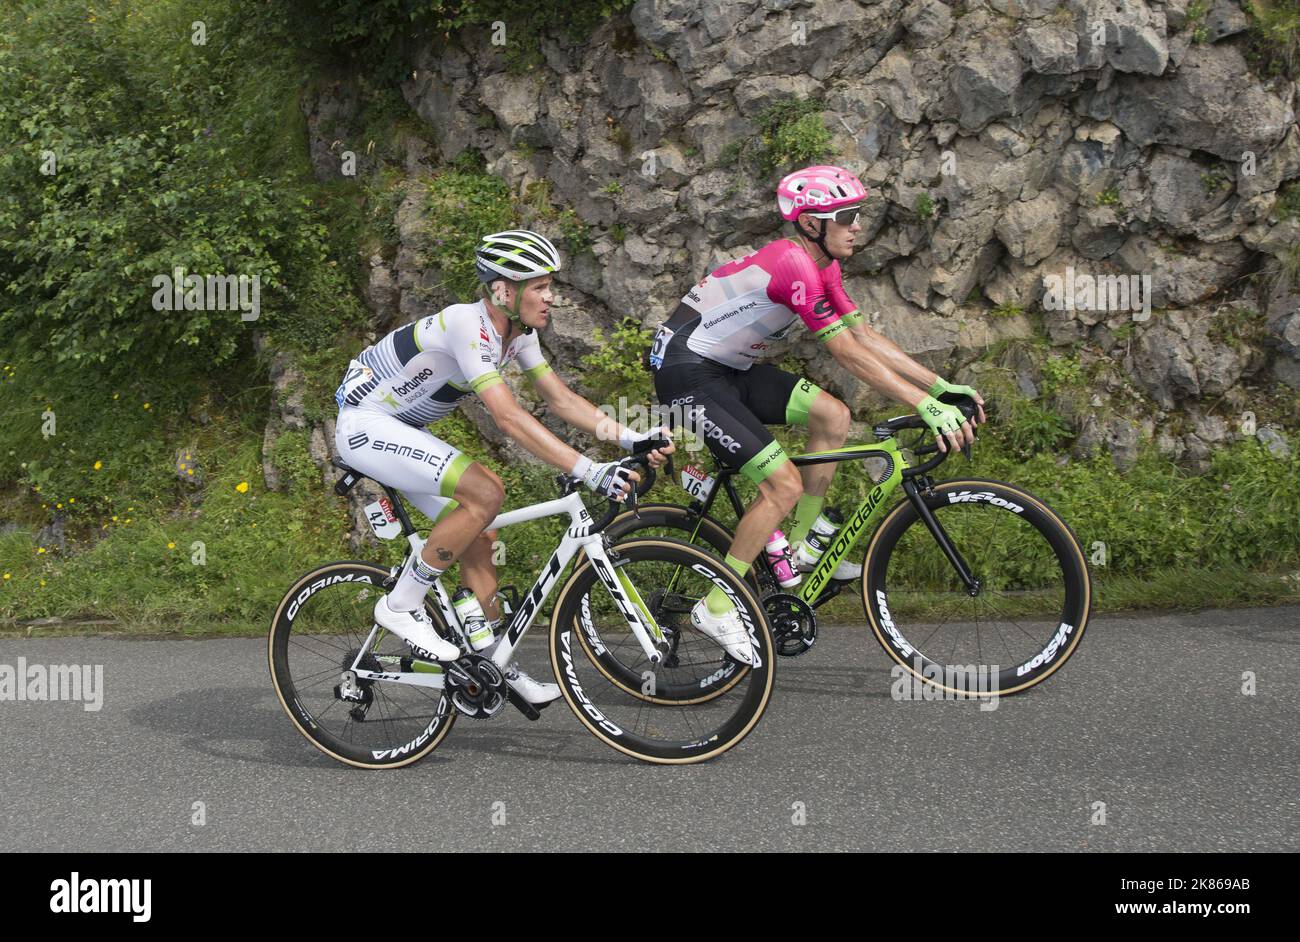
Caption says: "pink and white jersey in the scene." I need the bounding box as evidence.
[653,239,862,371]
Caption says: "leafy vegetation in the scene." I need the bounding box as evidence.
[579,318,654,406]
[238,0,638,79]
[1245,0,1300,77]
[719,98,834,175]
[1276,181,1300,221]
[0,0,367,382]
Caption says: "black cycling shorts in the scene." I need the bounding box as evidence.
[653,359,822,484]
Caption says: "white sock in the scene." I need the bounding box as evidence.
[388,556,443,611]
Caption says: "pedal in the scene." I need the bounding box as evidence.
[506,687,542,721]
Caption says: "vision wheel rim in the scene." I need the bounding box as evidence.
[864,482,1089,696]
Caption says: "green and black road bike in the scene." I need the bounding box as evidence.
[593,395,1091,698]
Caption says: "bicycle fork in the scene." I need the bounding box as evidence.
[902,478,981,596]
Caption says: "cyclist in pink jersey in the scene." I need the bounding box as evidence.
[649,166,986,662]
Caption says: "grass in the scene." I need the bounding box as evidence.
[1246,0,1300,77]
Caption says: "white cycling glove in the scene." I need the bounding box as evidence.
[617,426,671,452]
[572,455,635,500]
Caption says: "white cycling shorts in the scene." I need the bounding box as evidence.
[334,405,472,523]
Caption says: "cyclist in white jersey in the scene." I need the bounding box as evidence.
[335,230,673,704]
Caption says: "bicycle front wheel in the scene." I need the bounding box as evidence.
[862,479,1091,697]
[548,538,776,764]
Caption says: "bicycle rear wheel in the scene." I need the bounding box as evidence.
[269,561,457,768]
[862,479,1091,697]
[549,538,775,763]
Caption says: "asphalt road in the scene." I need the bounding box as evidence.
[1,605,1296,852]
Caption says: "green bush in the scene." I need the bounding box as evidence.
[421,168,516,300]
[1246,0,1300,77]
[721,98,835,174]
[240,0,637,79]
[579,318,654,406]
[1276,181,1300,221]
[0,0,364,383]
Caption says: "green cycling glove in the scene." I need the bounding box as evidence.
[928,376,980,400]
[917,395,965,438]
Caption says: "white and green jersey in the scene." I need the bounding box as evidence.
[336,300,552,426]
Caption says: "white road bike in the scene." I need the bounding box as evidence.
[268,452,775,767]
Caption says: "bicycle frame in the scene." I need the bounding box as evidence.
[674,435,979,607]
[347,489,669,690]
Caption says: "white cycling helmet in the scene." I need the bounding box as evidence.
[475,229,562,284]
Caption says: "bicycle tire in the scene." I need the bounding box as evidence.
[548,538,776,764]
[861,479,1091,697]
[269,560,458,769]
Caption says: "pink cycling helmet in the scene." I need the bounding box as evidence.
[776,165,868,221]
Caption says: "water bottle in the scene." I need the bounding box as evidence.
[796,508,844,568]
[452,587,494,652]
[765,530,802,589]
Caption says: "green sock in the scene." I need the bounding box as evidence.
[705,553,751,615]
[787,494,825,547]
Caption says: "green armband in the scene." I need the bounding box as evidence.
[814,320,848,343]
[469,371,503,395]
[524,362,553,382]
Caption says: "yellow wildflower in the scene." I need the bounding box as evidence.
[236,481,250,493]
[94,460,102,470]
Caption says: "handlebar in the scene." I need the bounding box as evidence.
[873,394,984,476]
[557,437,671,534]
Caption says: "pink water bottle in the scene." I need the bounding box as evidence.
[765,530,802,589]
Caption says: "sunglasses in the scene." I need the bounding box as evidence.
[802,205,861,226]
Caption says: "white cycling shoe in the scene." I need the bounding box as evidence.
[374,595,461,662]
[504,665,561,706]
[689,599,755,665]
[793,541,862,581]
